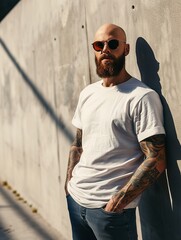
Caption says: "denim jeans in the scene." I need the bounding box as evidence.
[67,194,138,240]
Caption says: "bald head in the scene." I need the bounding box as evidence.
[94,23,127,42]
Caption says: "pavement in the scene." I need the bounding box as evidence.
[0,181,66,240]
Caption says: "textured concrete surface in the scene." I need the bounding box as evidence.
[0,182,66,240]
[0,0,181,239]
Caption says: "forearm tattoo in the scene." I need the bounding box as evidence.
[112,134,166,210]
[65,129,83,188]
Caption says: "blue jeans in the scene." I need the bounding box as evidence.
[67,195,138,240]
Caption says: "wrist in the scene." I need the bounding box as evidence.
[111,194,125,211]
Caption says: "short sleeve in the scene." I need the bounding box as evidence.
[133,91,165,142]
[72,94,82,129]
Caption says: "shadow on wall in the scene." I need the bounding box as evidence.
[136,37,181,240]
[0,185,58,240]
[0,38,71,239]
[0,38,74,143]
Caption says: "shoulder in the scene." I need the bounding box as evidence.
[126,78,159,101]
[81,80,101,92]
[126,78,153,93]
[79,80,101,98]
[124,78,163,115]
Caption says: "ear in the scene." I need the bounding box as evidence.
[124,44,130,56]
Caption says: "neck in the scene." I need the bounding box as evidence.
[102,70,132,87]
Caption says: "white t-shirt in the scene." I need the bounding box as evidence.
[68,78,165,208]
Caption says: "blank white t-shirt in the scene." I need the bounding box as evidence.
[68,78,165,208]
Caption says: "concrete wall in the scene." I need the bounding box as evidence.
[0,0,181,239]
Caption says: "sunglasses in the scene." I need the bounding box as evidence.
[92,39,125,52]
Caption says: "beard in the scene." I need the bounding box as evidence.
[95,54,125,78]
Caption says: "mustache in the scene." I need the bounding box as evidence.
[99,53,115,61]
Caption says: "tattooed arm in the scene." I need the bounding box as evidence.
[105,134,166,212]
[64,128,83,196]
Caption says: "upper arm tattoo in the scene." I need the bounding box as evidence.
[131,134,166,187]
[72,128,82,147]
[139,134,166,172]
[140,134,165,159]
[65,129,83,184]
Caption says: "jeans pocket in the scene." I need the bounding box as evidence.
[100,207,124,216]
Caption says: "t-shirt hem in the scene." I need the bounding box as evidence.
[68,184,140,209]
[69,193,140,209]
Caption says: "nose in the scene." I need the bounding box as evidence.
[101,42,110,54]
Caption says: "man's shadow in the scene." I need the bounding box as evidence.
[136,37,181,240]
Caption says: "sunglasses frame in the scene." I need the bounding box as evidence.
[92,39,126,52]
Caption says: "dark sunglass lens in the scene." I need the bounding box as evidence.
[108,40,119,49]
[93,41,104,51]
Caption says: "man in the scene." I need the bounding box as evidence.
[65,23,166,240]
